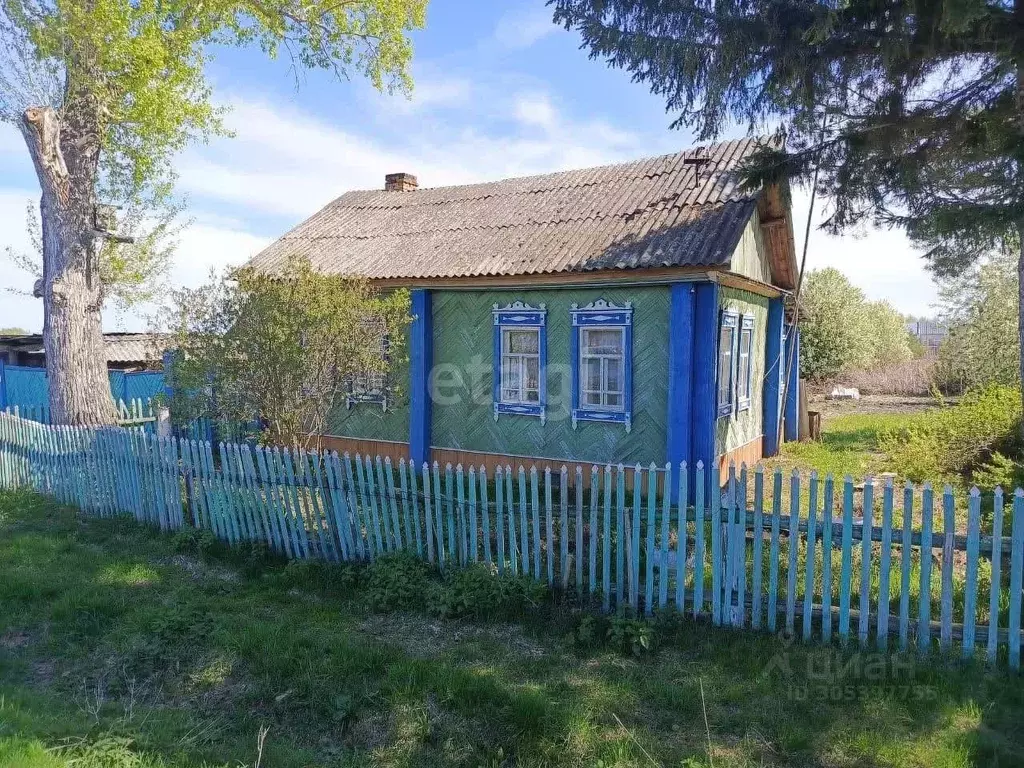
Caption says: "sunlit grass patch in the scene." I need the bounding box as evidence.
[96,563,161,588]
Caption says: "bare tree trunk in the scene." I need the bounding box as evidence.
[19,105,116,426]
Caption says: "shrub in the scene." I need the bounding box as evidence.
[607,611,657,656]
[972,453,1023,494]
[171,525,219,557]
[269,558,362,593]
[433,564,549,620]
[364,551,436,611]
[879,385,1023,483]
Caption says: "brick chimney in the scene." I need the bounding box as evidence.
[385,172,418,192]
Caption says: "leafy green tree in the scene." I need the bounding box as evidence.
[863,301,914,370]
[5,198,180,312]
[0,327,28,336]
[936,248,1020,392]
[165,256,410,449]
[551,0,1024,395]
[0,0,426,426]
[799,268,872,380]
[799,268,913,380]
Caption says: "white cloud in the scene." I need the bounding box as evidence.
[170,223,268,288]
[514,93,558,130]
[398,76,473,113]
[178,86,644,222]
[791,186,939,317]
[0,183,267,330]
[494,6,558,50]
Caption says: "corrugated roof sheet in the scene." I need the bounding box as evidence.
[0,333,166,363]
[246,137,770,280]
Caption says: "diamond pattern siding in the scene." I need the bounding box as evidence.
[430,287,671,467]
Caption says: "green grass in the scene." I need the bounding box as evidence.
[2,490,1024,767]
[767,411,929,481]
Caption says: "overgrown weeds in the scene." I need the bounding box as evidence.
[878,384,1023,489]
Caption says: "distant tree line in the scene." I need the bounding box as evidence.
[800,248,1020,395]
[798,268,915,382]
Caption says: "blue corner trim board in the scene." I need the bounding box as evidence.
[691,282,719,488]
[0,357,6,410]
[665,284,695,480]
[784,325,801,443]
[763,298,784,456]
[409,289,433,467]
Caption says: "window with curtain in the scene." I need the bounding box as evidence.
[580,327,625,410]
[570,299,633,431]
[500,327,541,405]
[492,301,547,421]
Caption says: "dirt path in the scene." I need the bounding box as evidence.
[810,393,943,421]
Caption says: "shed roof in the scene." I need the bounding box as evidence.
[0,333,166,364]
[247,137,793,284]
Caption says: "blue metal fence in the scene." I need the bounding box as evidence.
[0,361,165,413]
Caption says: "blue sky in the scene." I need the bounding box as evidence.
[0,0,939,331]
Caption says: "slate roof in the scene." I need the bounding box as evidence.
[247,136,773,281]
[0,333,166,364]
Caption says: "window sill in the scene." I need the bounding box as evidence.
[571,408,631,433]
[347,393,388,412]
[494,402,546,424]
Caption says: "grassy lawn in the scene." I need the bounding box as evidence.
[765,409,928,481]
[2,490,1024,767]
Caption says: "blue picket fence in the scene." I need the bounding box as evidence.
[4,398,159,429]
[0,411,1021,670]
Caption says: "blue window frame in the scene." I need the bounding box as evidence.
[570,299,633,432]
[717,311,738,417]
[493,301,547,423]
[737,315,755,411]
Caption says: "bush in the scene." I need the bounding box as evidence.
[433,564,549,620]
[269,558,362,593]
[607,611,657,656]
[171,525,219,557]
[879,385,1023,483]
[972,453,1024,494]
[364,551,437,611]
[934,249,1019,393]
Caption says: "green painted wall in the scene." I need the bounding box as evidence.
[716,287,769,455]
[431,286,671,466]
[326,331,410,443]
[728,211,772,284]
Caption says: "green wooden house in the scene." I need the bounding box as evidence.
[246,137,802,484]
